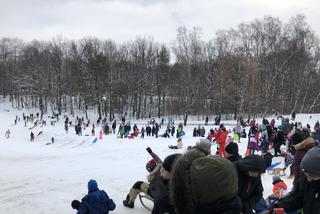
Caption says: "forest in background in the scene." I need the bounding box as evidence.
[1,14,320,121]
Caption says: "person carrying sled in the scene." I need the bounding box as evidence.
[71,179,116,214]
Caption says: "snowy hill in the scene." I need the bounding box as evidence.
[1,102,318,213]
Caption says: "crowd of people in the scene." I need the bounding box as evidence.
[4,111,320,214]
[73,115,319,214]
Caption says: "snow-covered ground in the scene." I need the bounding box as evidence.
[1,100,318,213]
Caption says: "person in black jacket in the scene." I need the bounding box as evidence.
[224,142,241,162]
[151,153,182,214]
[71,179,116,214]
[262,146,320,214]
[235,155,266,214]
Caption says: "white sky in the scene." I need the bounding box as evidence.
[0,0,319,43]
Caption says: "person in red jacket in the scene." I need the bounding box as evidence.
[216,125,229,156]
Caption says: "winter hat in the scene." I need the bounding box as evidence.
[190,156,238,205]
[195,139,212,155]
[71,200,80,210]
[291,133,303,146]
[171,154,239,214]
[300,146,320,177]
[225,143,239,155]
[162,153,182,172]
[272,175,282,185]
[237,155,266,173]
[87,179,98,192]
[146,159,157,173]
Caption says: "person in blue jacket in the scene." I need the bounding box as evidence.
[71,179,116,214]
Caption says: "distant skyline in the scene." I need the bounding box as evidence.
[1,0,319,43]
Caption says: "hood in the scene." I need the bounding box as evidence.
[294,137,315,151]
[236,155,266,173]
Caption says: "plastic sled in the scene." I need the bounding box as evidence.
[138,193,153,211]
[92,138,98,143]
[266,162,281,171]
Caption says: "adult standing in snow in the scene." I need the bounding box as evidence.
[71,179,116,214]
[291,110,296,121]
[292,137,315,187]
[112,120,116,134]
[216,125,228,156]
[30,132,35,142]
[205,116,209,125]
[234,155,266,214]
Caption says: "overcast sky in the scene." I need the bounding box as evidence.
[0,0,319,44]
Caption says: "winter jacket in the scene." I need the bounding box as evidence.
[151,178,173,214]
[227,154,242,163]
[77,190,116,214]
[275,175,320,214]
[272,181,287,199]
[171,150,241,214]
[216,130,229,156]
[293,137,315,186]
[234,155,266,214]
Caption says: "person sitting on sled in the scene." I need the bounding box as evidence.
[266,175,288,206]
[168,137,183,149]
[71,179,116,213]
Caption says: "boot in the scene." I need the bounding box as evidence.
[123,195,134,208]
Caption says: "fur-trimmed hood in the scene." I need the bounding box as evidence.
[294,137,315,151]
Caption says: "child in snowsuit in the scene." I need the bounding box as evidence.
[266,176,288,206]
[71,179,116,213]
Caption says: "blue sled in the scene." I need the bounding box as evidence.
[92,137,98,143]
[267,162,281,171]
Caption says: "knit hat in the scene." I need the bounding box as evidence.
[195,139,212,155]
[87,179,98,192]
[291,133,303,145]
[71,200,80,210]
[162,153,182,172]
[237,155,266,173]
[272,175,282,185]
[146,159,157,173]
[300,146,320,177]
[225,143,239,155]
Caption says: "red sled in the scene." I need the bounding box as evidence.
[273,208,284,214]
[128,136,134,139]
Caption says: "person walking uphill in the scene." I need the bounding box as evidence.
[234,155,266,214]
[71,179,116,214]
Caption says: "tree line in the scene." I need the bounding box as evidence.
[1,14,320,121]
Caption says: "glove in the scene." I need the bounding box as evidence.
[146,147,152,154]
